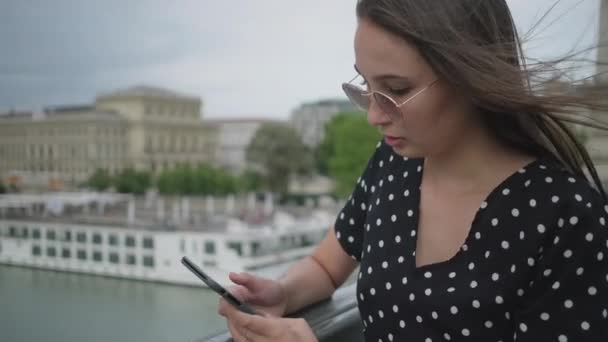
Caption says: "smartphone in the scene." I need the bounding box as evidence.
[181,256,259,315]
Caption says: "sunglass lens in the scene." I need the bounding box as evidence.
[374,93,399,119]
[342,84,370,111]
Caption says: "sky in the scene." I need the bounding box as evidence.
[0,0,602,120]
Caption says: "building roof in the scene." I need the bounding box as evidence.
[205,117,286,125]
[96,85,200,102]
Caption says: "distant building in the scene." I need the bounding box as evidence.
[290,99,359,148]
[206,118,283,174]
[588,0,608,183]
[0,86,218,189]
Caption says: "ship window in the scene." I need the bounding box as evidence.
[32,245,41,256]
[126,254,136,265]
[46,230,56,241]
[76,232,87,243]
[204,241,216,255]
[109,253,119,264]
[93,251,103,262]
[47,247,56,257]
[33,229,41,239]
[143,237,154,249]
[109,234,118,246]
[92,234,102,244]
[251,241,262,256]
[125,236,136,247]
[62,248,71,259]
[77,250,87,260]
[227,242,242,257]
[143,256,154,268]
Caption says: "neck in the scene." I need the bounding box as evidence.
[422,124,533,195]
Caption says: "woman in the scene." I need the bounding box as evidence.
[219,0,608,341]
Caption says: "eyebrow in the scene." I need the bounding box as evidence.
[353,64,411,83]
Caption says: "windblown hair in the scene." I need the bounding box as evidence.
[357,0,608,199]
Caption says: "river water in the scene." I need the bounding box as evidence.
[1,265,226,342]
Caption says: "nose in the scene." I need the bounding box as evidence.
[366,99,391,127]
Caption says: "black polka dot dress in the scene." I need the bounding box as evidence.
[334,141,608,342]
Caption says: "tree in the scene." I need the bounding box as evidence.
[86,169,112,191]
[321,113,381,197]
[246,123,313,196]
[315,113,354,176]
[0,180,5,194]
[157,163,240,196]
[114,169,151,195]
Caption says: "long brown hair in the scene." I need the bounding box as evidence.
[356,0,608,199]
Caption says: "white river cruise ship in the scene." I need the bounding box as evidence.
[0,192,335,287]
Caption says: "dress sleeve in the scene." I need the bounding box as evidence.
[333,142,382,262]
[513,197,608,342]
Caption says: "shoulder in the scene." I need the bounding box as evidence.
[523,158,607,234]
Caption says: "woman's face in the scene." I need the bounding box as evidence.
[353,19,477,158]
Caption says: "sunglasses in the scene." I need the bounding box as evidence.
[342,75,438,121]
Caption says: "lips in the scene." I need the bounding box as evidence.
[384,135,404,147]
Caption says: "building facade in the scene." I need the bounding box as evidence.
[588,0,608,183]
[206,119,281,174]
[0,86,218,189]
[290,99,358,148]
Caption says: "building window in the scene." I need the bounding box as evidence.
[76,232,87,243]
[77,250,87,260]
[143,237,154,249]
[143,256,154,268]
[227,242,242,257]
[109,253,119,264]
[92,233,102,244]
[204,241,216,255]
[62,248,71,259]
[46,230,56,241]
[109,234,118,246]
[33,229,41,239]
[47,247,56,257]
[125,236,136,247]
[63,231,72,242]
[126,254,136,265]
[32,245,41,256]
[180,238,185,253]
[21,227,29,239]
[93,251,103,262]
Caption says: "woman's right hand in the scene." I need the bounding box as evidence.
[218,272,288,318]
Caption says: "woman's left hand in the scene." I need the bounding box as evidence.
[220,303,317,342]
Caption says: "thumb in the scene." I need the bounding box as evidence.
[229,272,256,288]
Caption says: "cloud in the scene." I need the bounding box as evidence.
[0,0,600,118]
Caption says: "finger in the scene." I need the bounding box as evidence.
[229,307,278,337]
[229,272,255,287]
[227,319,250,342]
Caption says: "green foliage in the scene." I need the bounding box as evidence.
[157,163,240,196]
[114,169,152,195]
[320,113,381,197]
[238,169,264,192]
[86,169,113,191]
[0,180,5,194]
[246,123,313,195]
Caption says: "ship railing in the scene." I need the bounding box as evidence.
[199,283,363,342]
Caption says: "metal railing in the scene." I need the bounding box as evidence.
[200,283,363,342]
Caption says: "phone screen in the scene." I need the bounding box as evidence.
[181,256,259,315]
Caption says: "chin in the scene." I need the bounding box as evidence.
[390,145,424,159]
